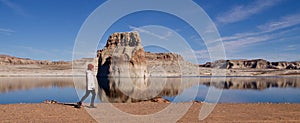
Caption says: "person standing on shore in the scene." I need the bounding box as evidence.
[77,64,96,108]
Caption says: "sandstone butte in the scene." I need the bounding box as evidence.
[96,32,148,78]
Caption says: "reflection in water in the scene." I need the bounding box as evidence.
[0,77,79,93]
[97,77,300,103]
[0,77,299,103]
[97,77,185,103]
[0,77,85,104]
[203,77,300,90]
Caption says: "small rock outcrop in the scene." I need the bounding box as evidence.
[97,32,148,77]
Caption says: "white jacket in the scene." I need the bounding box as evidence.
[86,70,96,90]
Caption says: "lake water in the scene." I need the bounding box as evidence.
[0,77,299,104]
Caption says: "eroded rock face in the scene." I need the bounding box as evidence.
[97,32,148,77]
[227,59,269,69]
[145,52,199,76]
[145,52,184,61]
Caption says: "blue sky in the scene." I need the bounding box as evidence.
[1,0,299,63]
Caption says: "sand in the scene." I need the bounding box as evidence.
[0,102,299,123]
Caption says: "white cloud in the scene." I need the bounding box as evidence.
[227,27,300,50]
[253,52,300,62]
[1,0,27,16]
[257,13,300,32]
[216,0,282,24]
[284,45,297,51]
[194,50,209,59]
[204,24,217,34]
[224,34,272,50]
[5,46,72,61]
[216,12,300,52]
[190,35,202,41]
[129,25,172,40]
[211,26,300,62]
[0,28,14,33]
[15,46,52,56]
[0,28,15,35]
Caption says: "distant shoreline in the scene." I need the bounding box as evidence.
[0,72,299,77]
[1,54,300,77]
[1,74,300,77]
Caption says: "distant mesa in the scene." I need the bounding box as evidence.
[200,59,300,69]
[0,54,69,65]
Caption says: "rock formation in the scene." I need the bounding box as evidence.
[145,52,199,76]
[96,32,199,77]
[200,59,300,69]
[145,52,184,61]
[97,32,148,78]
[0,54,69,65]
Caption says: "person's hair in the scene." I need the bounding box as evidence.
[87,64,94,70]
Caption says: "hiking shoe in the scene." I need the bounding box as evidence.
[77,101,82,106]
[88,105,96,108]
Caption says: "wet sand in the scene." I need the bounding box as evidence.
[0,102,299,123]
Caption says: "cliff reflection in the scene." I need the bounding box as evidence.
[204,77,300,90]
[97,77,188,103]
[1,77,299,103]
[97,77,300,103]
[0,77,85,93]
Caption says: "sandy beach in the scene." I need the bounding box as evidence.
[0,102,299,123]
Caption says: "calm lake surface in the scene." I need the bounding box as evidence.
[0,77,299,104]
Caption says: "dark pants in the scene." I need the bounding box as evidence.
[80,90,96,106]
